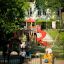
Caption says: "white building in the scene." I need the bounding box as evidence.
[25,1,57,29]
[25,1,44,20]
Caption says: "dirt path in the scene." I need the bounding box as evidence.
[28,58,64,64]
[54,60,64,64]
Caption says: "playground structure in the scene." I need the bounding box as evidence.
[25,17,49,46]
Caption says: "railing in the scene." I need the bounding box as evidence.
[26,54,44,64]
[0,55,20,64]
[26,53,55,64]
[0,52,55,64]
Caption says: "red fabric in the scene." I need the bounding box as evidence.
[36,32,43,42]
[39,40,49,46]
[26,18,35,22]
[36,30,46,42]
[36,30,48,46]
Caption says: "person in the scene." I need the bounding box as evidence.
[45,45,52,54]
[19,48,26,64]
[44,44,53,64]
[20,41,26,49]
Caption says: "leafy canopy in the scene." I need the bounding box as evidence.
[36,0,63,11]
[0,0,30,33]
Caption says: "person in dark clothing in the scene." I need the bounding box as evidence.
[19,47,26,64]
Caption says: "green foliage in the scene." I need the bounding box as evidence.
[36,0,63,11]
[36,0,45,9]
[45,26,64,58]
[56,21,60,29]
[59,32,64,40]
[45,0,61,10]
[30,46,45,54]
[52,31,64,58]
[46,29,59,39]
[60,0,64,7]
[0,0,30,33]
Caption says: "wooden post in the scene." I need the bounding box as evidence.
[31,22,32,35]
[40,55,42,64]
[26,21,27,29]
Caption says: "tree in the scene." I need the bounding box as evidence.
[35,0,63,11]
[0,0,30,34]
[36,0,64,29]
[60,0,64,7]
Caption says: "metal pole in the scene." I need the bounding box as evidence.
[40,55,42,64]
[26,22,27,29]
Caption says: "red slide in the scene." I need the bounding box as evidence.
[36,30,48,46]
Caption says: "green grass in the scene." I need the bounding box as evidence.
[46,29,64,40]
[45,29,59,39]
[57,58,64,60]
[59,32,64,40]
[45,29,64,59]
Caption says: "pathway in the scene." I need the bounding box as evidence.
[27,58,64,64]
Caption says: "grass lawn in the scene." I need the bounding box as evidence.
[46,29,64,40]
[57,58,64,60]
[45,29,59,39]
[59,32,64,40]
[45,29,64,59]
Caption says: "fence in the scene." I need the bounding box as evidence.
[0,53,43,64]
[0,52,55,64]
[25,54,42,64]
[26,54,44,64]
[26,53,55,64]
[0,55,20,64]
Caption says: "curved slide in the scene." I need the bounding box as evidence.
[36,30,50,46]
